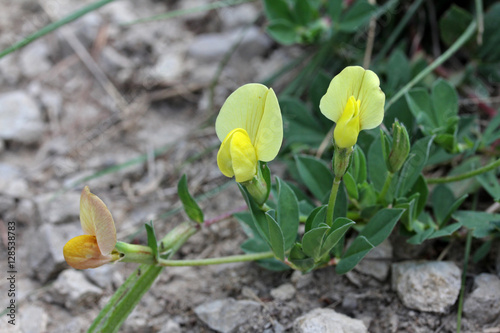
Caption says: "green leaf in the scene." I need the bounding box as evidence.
[358,208,404,246]
[343,172,359,200]
[267,19,297,45]
[396,136,434,197]
[335,236,374,274]
[367,134,388,191]
[407,228,434,245]
[478,3,500,62]
[305,205,327,232]
[281,97,326,146]
[350,146,367,183]
[263,0,293,21]
[406,88,436,129]
[319,217,355,258]
[177,174,204,223]
[292,0,315,25]
[439,5,473,48]
[328,0,343,22]
[144,221,158,260]
[266,214,285,261]
[428,223,461,239]
[454,210,500,238]
[295,155,333,202]
[289,243,316,272]
[332,185,348,224]
[385,50,410,94]
[482,113,500,146]
[431,79,458,128]
[276,177,300,250]
[302,226,329,260]
[338,0,377,32]
[477,170,500,201]
[432,185,455,225]
[408,175,428,218]
[472,240,492,263]
[440,194,468,228]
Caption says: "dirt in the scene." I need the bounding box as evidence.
[0,1,499,332]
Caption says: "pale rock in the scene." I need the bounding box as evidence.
[158,320,182,333]
[463,273,500,324]
[72,12,102,46]
[271,283,296,301]
[0,91,45,143]
[35,191,80,224]
[84,265,114,289]
[0,53,21,85]
[19,40,52,78]
[0,163,30,198]
[99,46,134,75]
[149,52,185,83]
[26,223,81,282]
[291,270,313,289]
[15,199,38,225]
[40,89,63,122]
[236,26,273,60]
[50,269,103,310]
[392,261,461,313]
[0,196,15,214]
[218,3,259,29]
[194,298,262,333]
[356,239,392,281]
[20,304,48,333]
[293,308,368,333]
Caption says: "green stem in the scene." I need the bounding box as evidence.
[0,0,116,59]
[114,242,156,265]
[158,251,275,266]
[385,20,477,111]
[326,177,342,226]
[427,158,500,184]
[456,231,473,333]
[378,171,395,203]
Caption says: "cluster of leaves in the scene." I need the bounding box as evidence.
[224,0,500,273]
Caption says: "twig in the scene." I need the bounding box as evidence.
[362,0,377,69]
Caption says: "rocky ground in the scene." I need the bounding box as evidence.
[0,0,500,332]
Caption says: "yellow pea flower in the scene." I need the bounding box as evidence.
[63,186,118,269]
[215,83,283,183]
[320,66,385,148]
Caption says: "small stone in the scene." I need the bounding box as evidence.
[270,283,296,301]
[19,40,52,78]
[149,52,184,83]
[188,33,233,62]
[218,3,259,29]
[99,46,134,75]
[0,54,21,85]
[20,304,48,333]
[50,269,103,310]
[291,270,313,289]
[35,191,80,224]
[463,273,500,324]
[293,308,368,333]
[84,265,114,289]
[0,163,29,198]
[0,195,15,214]
[26,223,81,282]
[158,320,182,333]
[356,239,392,281]
[0,91,45,143]
[194,298,262,333]
[392,261,461,313]
[15,199,37,225]
[235,26,273,60]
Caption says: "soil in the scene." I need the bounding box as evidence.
[0,1,499,333]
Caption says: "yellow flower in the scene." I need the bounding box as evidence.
[63,186,118,269]
[215,84,283,183]
[320,66,385,148]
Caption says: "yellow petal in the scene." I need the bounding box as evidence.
[217,128,257,183]
[319,66,385,130]
[80,186,117,255]
[215,84,283,162]
[63,235,114,269]
[357,70,385,130]
[334,97,361,148]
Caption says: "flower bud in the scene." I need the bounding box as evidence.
[387,121,410,173]
[63,235,119,269]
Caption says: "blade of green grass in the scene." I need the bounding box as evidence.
[0,0,116,59]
